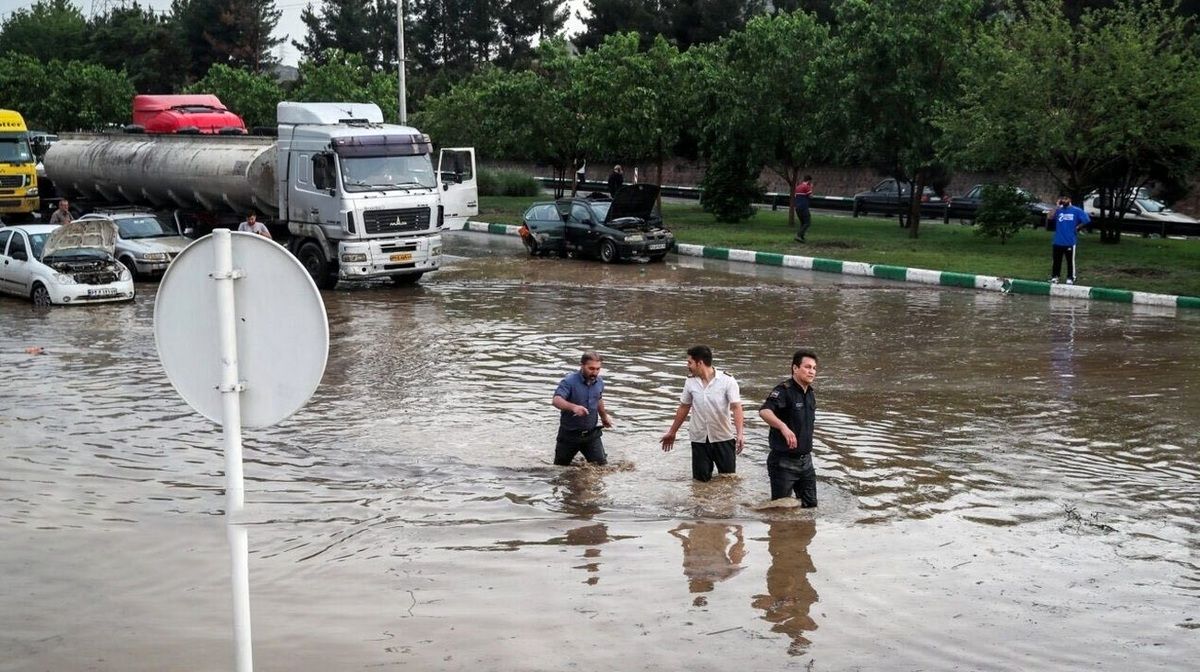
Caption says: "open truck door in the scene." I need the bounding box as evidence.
[437,148,478,229]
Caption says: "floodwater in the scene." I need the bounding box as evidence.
[2,231,1198,671]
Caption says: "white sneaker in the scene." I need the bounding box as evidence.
[1049,277,1059,284]
[1066,278,1074,285]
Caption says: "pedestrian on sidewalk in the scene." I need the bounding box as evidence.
[794,175,813,242]
[1049,195,1089,284]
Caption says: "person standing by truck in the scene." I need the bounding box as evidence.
[238,212,272,239]
[49,199,73,226]
[552,352,613,466]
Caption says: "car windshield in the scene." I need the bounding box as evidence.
[590,201,611,221]
[340,155,437,191]
[116,215,176,239]
[0,134,34,164]
[1135,198,1167,213]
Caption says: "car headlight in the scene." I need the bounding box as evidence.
[341,252,368,263]
[54,273,77,285]
[27,187,38,196]
[140,252,169,261]
[431,246,442,256]
[624,234,644,242]
[118,266,132,281]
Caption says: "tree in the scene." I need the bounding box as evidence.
[173,0,282,81]
[496,0,569,67]
[939,0,1200,243]
[832,0,979,238]
[294,0,375,66]
[186,64,284,129]
[974,184,1030,244]
[705,11,834,229]
[0,0,88,64]
[575,33,687,208]
[574,0,767,51]
[292,49,399,121]
[87,3,189,93]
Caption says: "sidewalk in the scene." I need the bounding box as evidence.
[458,221,1200,312]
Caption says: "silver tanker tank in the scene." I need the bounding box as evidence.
[44,133,278,216]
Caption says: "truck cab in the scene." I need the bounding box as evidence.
[0,110,39,222]
[275,102,477,288]
[131,94,247,135]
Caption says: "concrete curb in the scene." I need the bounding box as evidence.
[459,221,1200,311]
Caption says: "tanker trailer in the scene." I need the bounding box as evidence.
[43,101,478,289]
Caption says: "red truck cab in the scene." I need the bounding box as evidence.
[131,95,247,134]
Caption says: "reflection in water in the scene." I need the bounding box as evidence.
[670,521,746,601]
[1049,306,1079,401]
[566,522,609,585]
[751,519,818,655]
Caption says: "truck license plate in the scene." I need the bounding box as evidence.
[390,252,414,262]
[648,243,666,251]
[88,287,117,297]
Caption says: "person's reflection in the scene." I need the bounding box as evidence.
[565,522,609,585]
[1049,307,1079,401]
[670,522,746,604]
[751,519,818,655]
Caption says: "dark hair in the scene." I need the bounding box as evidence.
[803,175,812,181]
[686,345,713,366]
[791,349,818,368]
[247,211,257,219]
[580,351,603,365]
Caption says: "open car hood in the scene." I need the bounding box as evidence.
[43,218,119,258]
[606,184,660,223]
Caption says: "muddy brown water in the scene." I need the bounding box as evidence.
[2,231,1197,671]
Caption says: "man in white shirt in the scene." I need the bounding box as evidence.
[660,345,745,482]
[238,212,272,239]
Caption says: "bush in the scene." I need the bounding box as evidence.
[477,169,542,197]
[699,151,762,223]
[975,184,1031,244]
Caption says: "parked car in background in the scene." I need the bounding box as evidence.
[77,210,189,279]
[0,219,134,307]
[944,184,1054,227]
[518,185,675,263]
[1083,193,1198,225]
[852,178,943,218]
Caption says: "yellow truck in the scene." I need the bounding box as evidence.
[0,110,39,221]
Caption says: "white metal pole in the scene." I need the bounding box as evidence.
[398,0,407,124]
[213,228,253,672]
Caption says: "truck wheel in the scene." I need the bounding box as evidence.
[390,273,423,286]
[31,283,52,308]
[599,239,618,263]
[297,241,337,290]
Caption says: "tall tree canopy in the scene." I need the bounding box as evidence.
[0,0,88,63]
[172,0,282,81]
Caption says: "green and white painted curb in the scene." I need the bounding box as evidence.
[460,222,1200,311]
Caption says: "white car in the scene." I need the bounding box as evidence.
[0,220,135,307]
[77,211,190,279]
[1083,193,1199,225]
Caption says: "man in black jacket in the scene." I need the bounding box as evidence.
[758,349,819,507]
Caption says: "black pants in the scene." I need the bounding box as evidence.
[554,427,607,466]
[797,205,812,239]
[1051,244,1076,281]
[768,451,816,507]
[692,439,737,482]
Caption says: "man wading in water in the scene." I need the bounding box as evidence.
[552,352,613,466]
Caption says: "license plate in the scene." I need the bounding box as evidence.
[389,252,413,262]
[87,287,117,297]
[648,243,666,250]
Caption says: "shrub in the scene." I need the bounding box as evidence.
[975,184,1031,244]
[477,169,542,197]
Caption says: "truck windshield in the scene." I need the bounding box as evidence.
[0,133,34,164]
[340,155,437,192]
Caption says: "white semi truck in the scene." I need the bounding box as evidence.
[42,101,477,288]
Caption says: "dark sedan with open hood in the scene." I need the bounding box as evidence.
[519,184,675,262]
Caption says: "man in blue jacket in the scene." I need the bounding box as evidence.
[1050,195,1090,285]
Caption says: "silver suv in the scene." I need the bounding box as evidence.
[76,210,189,280]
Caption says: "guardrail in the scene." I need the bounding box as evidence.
[533,177,1198,236]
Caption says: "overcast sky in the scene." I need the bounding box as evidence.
[0,0,586,66]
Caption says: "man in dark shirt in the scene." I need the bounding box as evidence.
[607,165,624,197]
[759,349,819,506]
[552,352,613,466]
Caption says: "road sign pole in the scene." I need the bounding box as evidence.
[212,229,253,672]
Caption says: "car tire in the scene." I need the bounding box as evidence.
[526,239,540,257]
[297,241,337,290]
[852,200,862,217]
[599,239,618,263]
[390,272,423,286]
[119,256,138,280]
[31,283,52,308]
